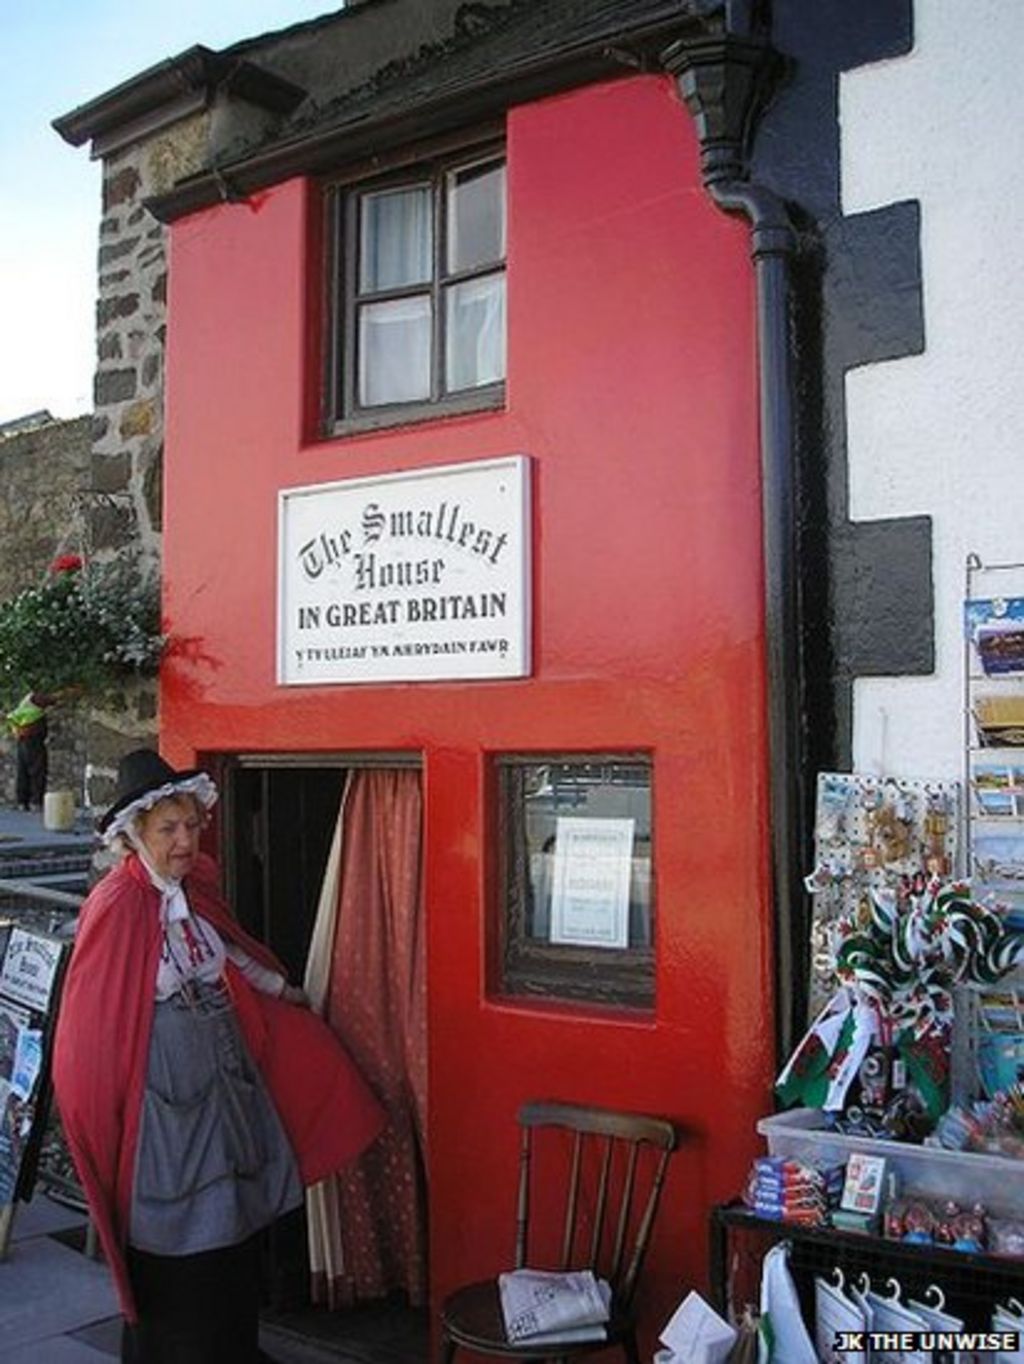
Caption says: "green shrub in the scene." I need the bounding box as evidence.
[0,555,164,699]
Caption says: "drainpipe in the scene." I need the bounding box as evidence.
[661,31,806,1064]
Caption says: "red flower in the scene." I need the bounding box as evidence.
[50,554,83,574]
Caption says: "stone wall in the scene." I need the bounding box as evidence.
[0,415,91,802]
[92,114,210,563]
[83,115,213,813]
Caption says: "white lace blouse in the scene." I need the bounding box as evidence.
[144,866,286,1002]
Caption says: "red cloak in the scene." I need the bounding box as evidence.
[52,852,385,1321]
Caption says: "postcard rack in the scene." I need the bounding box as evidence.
[962,554,1024,1099]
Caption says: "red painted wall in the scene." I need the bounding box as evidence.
[162,74,773,1346]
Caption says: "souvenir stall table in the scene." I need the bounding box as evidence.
[719,747,1024,1361]
[709,1202,1024,1334]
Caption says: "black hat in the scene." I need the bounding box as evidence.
[97,747,217,838]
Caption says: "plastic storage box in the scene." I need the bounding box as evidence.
[757,1108,1024,1216]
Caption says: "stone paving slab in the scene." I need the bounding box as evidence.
[10,1193,88,1242]
[0,1233,118,1352]
[4,1332,114,1362]
[260,1321,381,1363]
[66,1315,121,1357]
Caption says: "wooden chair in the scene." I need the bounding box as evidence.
[439,1100,679,1364]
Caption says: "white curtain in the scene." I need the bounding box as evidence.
[360,187,431,292]
[358,296,432,405]
[303,777,351,1296]
[446,272,506,390]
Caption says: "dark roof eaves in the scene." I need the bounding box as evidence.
[53,46,220,147]
[146,11,703,223]
[52,46,306,150]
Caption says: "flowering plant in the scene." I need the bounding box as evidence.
[0,553,165,699]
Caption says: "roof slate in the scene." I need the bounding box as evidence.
[249,0,723,159]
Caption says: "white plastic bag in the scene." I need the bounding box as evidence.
[657,1290,737,1364]
[759,1243,817,1364]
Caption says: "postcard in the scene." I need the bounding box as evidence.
[973,834,1024,886]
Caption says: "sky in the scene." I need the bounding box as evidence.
[0,2,338,427]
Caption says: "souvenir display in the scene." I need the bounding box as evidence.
[929,1082,1024,1159]
[777,874,1024,1124]
[729,562,1024,1351]
[861,1280,929,1364]
[989,1219,1024,1259]
[815,1271,867,1364]
[992,1300,1024,1364]
[804,773,959,1018]
[967,597,1024,678]
[742,1155,843,1227]
[906,1287,967,1364]
[840,1152,887,1217]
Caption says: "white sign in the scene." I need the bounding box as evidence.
[279,456,530,684]
[0,929,61,1013]
[550,817,635,949]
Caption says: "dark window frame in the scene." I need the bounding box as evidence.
[324,133,507,436]
[492,752,655,1012]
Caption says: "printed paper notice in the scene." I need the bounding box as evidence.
[549,818,634,949]
[0,928,60,1012]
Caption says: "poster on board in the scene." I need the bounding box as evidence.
[0,927,68,1206]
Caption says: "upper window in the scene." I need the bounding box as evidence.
[329,148,507,429]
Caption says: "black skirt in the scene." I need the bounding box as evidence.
[121,1235,265,1364]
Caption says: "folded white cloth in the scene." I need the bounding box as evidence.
[498,1268,611,1343]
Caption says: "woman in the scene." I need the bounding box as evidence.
[53,749,385,1363]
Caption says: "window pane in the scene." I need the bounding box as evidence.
[359,186,432,292]
[516,761,652,949]
[358,296,432,406]
[446,160,506,274]
[445,272,506,392]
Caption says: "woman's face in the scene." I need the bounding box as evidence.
[136,795,203,880]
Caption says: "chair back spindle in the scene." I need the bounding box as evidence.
[620,1143,673,1306]
[587,1137,614,1270]
[517,1100,678,1309]
[609,1140,639,1289]
[560,1130,584,1268]
[514,1123,531,1269]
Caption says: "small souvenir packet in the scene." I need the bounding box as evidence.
[830,1208,880,1236]
[840,1153,887,1216]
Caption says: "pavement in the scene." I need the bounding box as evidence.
[0,803,96,845]
[0,1189,398,1361]
[0,803,426,1364]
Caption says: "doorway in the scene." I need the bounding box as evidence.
[222,755,427,1356]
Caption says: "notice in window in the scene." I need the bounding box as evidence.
[549,818,634,949]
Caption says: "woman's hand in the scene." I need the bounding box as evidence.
[280,983,310,1007]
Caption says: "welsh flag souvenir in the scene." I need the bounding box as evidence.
[777,877,1024,1120]
[776,990,876,1111]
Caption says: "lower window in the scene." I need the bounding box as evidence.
[495,755,654,1010]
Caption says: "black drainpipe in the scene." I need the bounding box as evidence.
[661,30,807,1064]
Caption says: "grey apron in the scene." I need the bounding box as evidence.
[129,980,302,1256]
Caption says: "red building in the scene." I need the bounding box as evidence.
[57,0,932,1350]
[164,65,771,1322]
